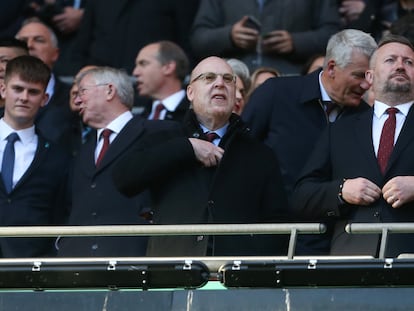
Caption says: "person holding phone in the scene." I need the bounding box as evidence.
[190,0,341,75]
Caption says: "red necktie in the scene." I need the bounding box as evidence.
[377,107,399,174]
[96,129,112,166]
[152,102,165,120]
[205,132,219,142]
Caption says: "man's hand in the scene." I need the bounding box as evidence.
[189,138,224,167]
[52,7,84,35]
[262,30,294,54]
[339,0,366,24]
[383,176,414,208]
[231,16,260,50]
[341,177,381,205]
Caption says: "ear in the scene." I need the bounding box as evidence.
[106,84,115,100]
[365,69,374,85]
[162,61,176,76]
[186,83,194,101]
[326,59,336,78]
[40,92,49,107]
[0,82,5,99]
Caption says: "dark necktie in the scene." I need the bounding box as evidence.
[377,107,399,174]
[96,129,112,166]
[152,102,165,120]
[205,132,219,142]
[2,132,19,193]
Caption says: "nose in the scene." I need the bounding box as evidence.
[19,89,29,101]
[360,78,370,91]
[213,75,225,87]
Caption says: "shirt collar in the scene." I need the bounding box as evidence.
[96,111,133,140]
[200,123,229,138]
[45,74,56,105]
[373,100,414,118]
[156,89,186,112]
[319,71,332,102]
[0,118,36,144]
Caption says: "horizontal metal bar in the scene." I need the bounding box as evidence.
[0,223,325,238]
[346,223,414,234]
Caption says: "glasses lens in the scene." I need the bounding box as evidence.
[204,72,218,83]
[222,73,235,83]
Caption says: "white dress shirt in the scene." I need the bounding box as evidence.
[149,90,186,120]
[0,119,37,189]
[372,100,413,156]
[94,111,133,162]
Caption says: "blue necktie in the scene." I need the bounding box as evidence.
[2,133,19,193]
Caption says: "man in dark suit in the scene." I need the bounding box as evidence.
[113,56,289,257]
[16,19,74,156]
[242,29,378,255]
[293,35,414,258]
[57,66,168,257]
[134,40,191,122]
[0,55,70,257]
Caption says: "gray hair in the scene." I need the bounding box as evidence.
[78,67,134,109]
[226,58,251,91]
[21,17,59,48]
[324,29,377,69]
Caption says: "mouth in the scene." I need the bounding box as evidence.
[390,73,409,81]
[212,93,227,100]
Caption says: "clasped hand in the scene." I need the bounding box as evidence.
[341,176,414,208]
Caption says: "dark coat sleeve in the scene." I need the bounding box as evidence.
[291,126,346,220]
[113,125,197,197]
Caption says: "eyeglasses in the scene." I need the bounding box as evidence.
[78,83,109,96]
[191,72,236,84]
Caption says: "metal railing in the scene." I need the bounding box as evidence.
[346,222,414,259]
[0,223,326,260]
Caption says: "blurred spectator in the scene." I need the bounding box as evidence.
[247,66,280,99]
[0,38,29,115]
[338,0,413,40]
[190,0,340,75]
[21,0,88,76]
[133,41,190,122]
[301,54,326,75]
[389,11,414,45]
[0,0,27,38]
[226,58,250,115]
[16,19,74,155]
[68,65,97,157]
[69,0,200,76]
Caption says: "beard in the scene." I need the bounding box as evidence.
[383,79,411,93]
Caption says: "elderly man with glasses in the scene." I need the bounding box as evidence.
[113,56,289,257]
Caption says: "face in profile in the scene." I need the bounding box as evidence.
[328,51,370,107]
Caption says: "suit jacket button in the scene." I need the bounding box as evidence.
[197,235,204,242]
[90,183,96,189]
[373,212,380,217]
[91,244,98,250]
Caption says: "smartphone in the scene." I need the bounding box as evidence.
[244,15,261,32]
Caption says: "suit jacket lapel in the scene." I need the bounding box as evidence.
[354,108,382,178]
[95,117,145,171]
[13,136,50,190]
